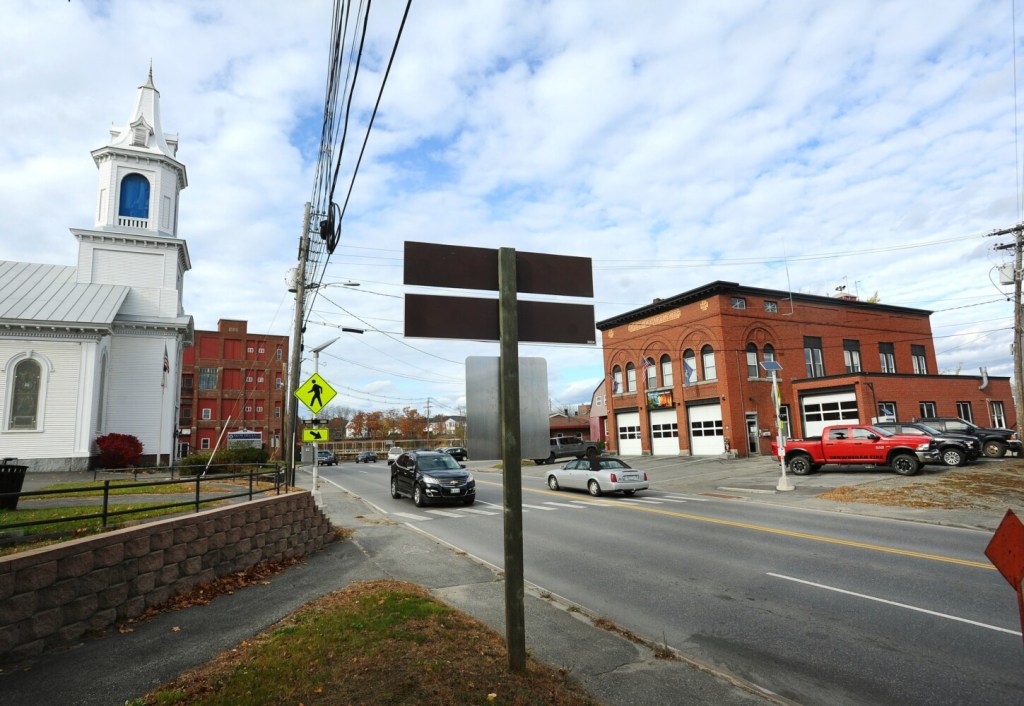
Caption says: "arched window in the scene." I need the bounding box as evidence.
[118,173,150,219]
[746,343,759,378]
[660,354,673,387]
[9,359,41,430]
[625,362,637,392]
[683,349,697,386]
[763,344,776,364]
[643,357,656,388]
[701,345,716,381]
[611,365,623,394]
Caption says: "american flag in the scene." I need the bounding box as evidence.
[162,344,169,387]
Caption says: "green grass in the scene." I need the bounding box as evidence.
[130,579,598,706]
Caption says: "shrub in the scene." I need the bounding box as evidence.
[95,433,144,469]
[176,447,271,476]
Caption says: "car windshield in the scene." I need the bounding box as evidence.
[419,455,460,471]
[915,424,941,435]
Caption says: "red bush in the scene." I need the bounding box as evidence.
[95,433,144,469]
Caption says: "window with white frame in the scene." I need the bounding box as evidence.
[746,343,759,378]
[625,362,637,392]
[877,401,897,420]
[198,367,217,390]
[731,297,746,310]
[201,438,211,449]
[660,354,673,387]
[8,357,43,430]
[843,339,862,373]
[879,342,896,373]
[683,349,697,386]
[612,365,623,394]
[701,345,716,381]
[764,300,778,313]
[804,337,824,377]
[991,401,1006,428]
[911,345,927,374]
[247,347,254,353]
[920,401,937,417]
[201,408,212,420]
[643,357,656,388]
[956,401,973,422]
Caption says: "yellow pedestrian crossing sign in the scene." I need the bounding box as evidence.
[303,428,330,442]
[295,372,336,414]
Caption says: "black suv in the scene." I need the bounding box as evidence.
[872,422,980,467]
[355,451,377,463]
[917,417,1020,458]
[441,446,468,461]
[390,450,475,507]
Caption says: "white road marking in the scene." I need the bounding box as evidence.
[569,501,606,507]
[768,573,1022,636]
[620,498,664,505]
[391,512,431,521]
[461,508,500,515]
[425,509,465,518]
[654,497,690,503]
[522,503,558,511]
[663,494,710,502]
[543,501,586,509]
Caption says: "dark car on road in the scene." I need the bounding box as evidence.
[316,450,337,466]
[439,446,468,461]
[390,450,475,507]
[872,422,980,467]
[917,417,1020,458]
[355,451,377,463]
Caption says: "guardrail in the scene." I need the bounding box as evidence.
[0,465,285,544]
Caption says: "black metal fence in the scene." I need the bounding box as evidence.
[0,465,285,544]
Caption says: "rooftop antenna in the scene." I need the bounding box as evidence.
[782,238,795,315]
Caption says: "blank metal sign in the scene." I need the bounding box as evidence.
[404,294,595,344]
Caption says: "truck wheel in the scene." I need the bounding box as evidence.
[891,453,920,476]
[982,440,1007,458]
[585,446,598,459]
[788,454,813,475]
[547,452,556,464]
[940,447,965,467]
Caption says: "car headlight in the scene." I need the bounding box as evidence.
[916,443,931,451]
[465,472,474,483]
[420,474,440,485]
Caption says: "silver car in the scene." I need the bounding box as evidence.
[546,457,648,497]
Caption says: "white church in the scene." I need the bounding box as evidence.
[0,69,193,472]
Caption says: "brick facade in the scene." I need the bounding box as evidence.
[179,320,289,459]
[596,281,1015,458]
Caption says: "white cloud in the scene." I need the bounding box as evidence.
[0,0,1019,416]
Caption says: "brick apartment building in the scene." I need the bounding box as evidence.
[177,319,289,458]
[595,281,1015,458]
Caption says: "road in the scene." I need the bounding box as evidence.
[319,461,1024,705]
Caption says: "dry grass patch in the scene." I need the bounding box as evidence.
[132,579,599,706]
[818,461,1024,510]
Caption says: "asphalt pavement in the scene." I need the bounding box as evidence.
[1,453,1010,705]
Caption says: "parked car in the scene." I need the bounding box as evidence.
[355,451,377,463]
[546,457,648,497]
[532,436,600,465]
[316,450,337,466]
[872,422,980,466]
[771,424,937,476]
[387,447,404,465]
[916,417,1021,458]
[390,450,475,507]
[441,446,468,461]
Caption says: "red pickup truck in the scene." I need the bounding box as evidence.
[771,424,938,476]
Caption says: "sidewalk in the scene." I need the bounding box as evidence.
[0,466,783,706]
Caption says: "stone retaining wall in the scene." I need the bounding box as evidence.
[0,491,334,663]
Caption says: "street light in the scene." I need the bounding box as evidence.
[760,360,794,492]
[308,337,338,506]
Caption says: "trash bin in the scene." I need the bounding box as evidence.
[0,462,28,511]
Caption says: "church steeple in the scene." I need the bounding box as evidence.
[89,66,187,238]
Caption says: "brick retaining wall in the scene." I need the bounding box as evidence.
[0,491,334,663]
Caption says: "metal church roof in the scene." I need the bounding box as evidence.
[0,260,129,327]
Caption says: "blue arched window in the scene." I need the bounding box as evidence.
[118,174,150,219]
[10,359,41,430]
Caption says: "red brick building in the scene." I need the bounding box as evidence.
[596,281,1014,458]
[177,320,289,458]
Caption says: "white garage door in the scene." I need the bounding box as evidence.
[687,404,724,456]
[616,412,642,456]
[650,409,680,455]
[801,391,859,438]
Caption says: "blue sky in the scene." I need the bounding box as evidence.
[1,0,1022,419]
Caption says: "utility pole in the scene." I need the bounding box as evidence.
[991,223,1024,438]
[284,203,311,485]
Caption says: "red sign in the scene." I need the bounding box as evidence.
[986,509,1024,590]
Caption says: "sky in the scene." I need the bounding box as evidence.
[1,0,1022,421]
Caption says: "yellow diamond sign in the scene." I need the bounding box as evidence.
[295,372,337,414]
